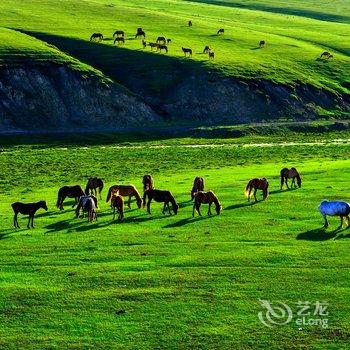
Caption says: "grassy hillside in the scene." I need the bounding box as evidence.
[0,0,349,94]
[0,134,349,349]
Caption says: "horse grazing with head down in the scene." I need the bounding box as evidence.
[191,177,205,200]
[319,200,350,229]
[12,201,48,229]
[280,167,301,190]
[245,178,269,202]
[135,28,146,39]
[182,47,192,57]
[75,195,98,220]
[114,37,125,45]
[90,33,103,42]
[111,193,124,220]
[106,185,142,209]
[113,30,124,37]
[56,185,85,210]
[143,189,179,215]
[217,28,224,35]
[193,191,221,217]
[85,177,104,199]
[142,174,154,192]
[188,20,193,27]
[259,40,266,48]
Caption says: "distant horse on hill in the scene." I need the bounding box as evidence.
[90,33,103,42]
[280,168,301,190]
[114,37,125,45]
[217,28,224,35]
[259,40,266,48]
[85,177,104,199]
[182,47,192,57]
[191,177,205,200]
[113,30,125,37]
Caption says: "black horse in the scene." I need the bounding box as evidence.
[12,201,48,228]
[56,185,85,210]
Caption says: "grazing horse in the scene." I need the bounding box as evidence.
[217,28,224,35]
[12,201,48,229]
[113,30,124,37]
[106,185,142,209]
[245,178,269,202]
[280,168,301,190]
[142,174,154,192]
[85,177,104,199]
[203,46,211,54]
[90,33,103,42]
[319,200,350,229]
[143,189,179,215]
[114,37,125,45]
[193,191,221,217]
[320,51,331,59]
[135,28,146,39]
[56,185,85,210]
[259,40,266,48]
[111,193,124,220]
[142,40,147,48]
[188,20,193,27]
[191,176,205,200]
[148,42,159,50]
[156,36,166,44]
[158,44,168,53]
[75,195,98,219]
[182,47,192,57]
[208,51,215,59]
[328,54,333,59]
[167,39,172,44]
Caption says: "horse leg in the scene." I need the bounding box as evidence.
[323,215,329,228]
[280,177,284,190]
[14,213,18,228]
[286,179,289,189]
[198,203,202,216]
[27,216,31,229]
[167,203,172,215]
[128,196,131,209]
[254,188,258,202]
[192,203,196,217]
[31,215,35,228]
[113,207,116,220]
[291,178,295,188]
[162,203,166,215]
[147,199,152,215]
[208,203,212,216]
[338,216,344,229]
[247,189,251,202]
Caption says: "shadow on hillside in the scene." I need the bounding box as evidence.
[269,188,298,195]
[296,227,341,241]
[185,0,350,23]
[162,215,214,228]
[224,202,257,210]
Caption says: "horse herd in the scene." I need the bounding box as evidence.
[89,20,334,61]
[11,167,350,230]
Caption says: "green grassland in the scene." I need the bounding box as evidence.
[0,133,349,349]
[0,0,349,94]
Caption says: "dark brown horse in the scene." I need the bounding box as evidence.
[320,51,331,59]
[111,193,124,220]
[193,191,221,217]
[114,37,125,45]
[208,51,215,59]
[85,177,104,199]
[203,46,211,54]
[142,174,154,192]
[142,40,147,48]
[280,168,301,189]
[217,28,224,35]
[156,36,166,44]
[135,28,146,38]
[56,185,85,210]
[113,30,125,37]
[90,33,103,42]
[245,178,269,202]
[182,47,192,57]
[148,42,159,50]
[143,189,179,215]
[158,44,168,53]
[106,185,142,209]
[167,39,172,44]
[12,201,48,228]
[188,20,193,27]
[259,40,266,48]
[191,176,205,200]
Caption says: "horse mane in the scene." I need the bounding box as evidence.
[133,186,143,205]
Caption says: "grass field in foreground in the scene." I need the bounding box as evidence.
[0,134,349,349]
[0,0,349,94]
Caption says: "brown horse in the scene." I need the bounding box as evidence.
[114,37,125,45]
[280,168,301,189]
[75,196,97,222]
[259,40,266,48]
[182,47,192,57]
[135,28,146,38]
[156,36,166,44]
[193,191,221,217]
[113,30,125,37]
[245,178,269,202]
[56,185,85,210]
[12,201,48,228]
[167,39,172,44]
[106,185,142,209]
[208,51,215,59]
[143,189,179,215]
[217,28,224,35]
[320,51,331,59]
[90,33,103,42]
[203,46,211,54]
[148,42,159,50]
[158,44,168,53]
[111,193,124,220]
[142,40,147,48]
[191,176,205,200]
[85,177,104,199]
[142,174,154,192]
[188,20,193,27]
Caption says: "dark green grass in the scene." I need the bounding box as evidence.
[0,134,349,349]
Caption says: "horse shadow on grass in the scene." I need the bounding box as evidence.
[296,227,345,241]
[224,202,257,211]
[162,215,215,228]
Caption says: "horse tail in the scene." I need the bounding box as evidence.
[106,186,113,203]
[245,181,253,197]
